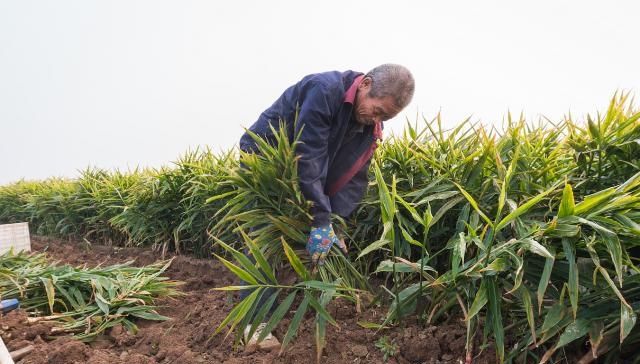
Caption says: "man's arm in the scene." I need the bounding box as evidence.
[294,83,338,226]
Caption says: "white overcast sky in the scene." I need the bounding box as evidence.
[1,1,639,184]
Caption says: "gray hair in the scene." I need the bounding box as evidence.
[365,64,415,109]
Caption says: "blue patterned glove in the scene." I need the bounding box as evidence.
[306,224,348,267]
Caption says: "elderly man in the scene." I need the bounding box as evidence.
[239,64,415,349]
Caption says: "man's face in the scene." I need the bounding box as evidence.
[353,77,402,126]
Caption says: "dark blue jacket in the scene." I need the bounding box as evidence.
[239,70,377,226]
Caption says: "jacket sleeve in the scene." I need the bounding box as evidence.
[329,158,371,219]
[294,83,338,226]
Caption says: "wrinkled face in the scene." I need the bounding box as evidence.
[353,77,402,126]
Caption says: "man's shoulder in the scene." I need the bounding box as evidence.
[298,70,363,93]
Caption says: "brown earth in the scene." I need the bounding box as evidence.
[1,236,494,364]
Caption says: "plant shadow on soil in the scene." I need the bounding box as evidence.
[1,237,494,364]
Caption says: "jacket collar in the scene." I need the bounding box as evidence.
[343,75,364,104]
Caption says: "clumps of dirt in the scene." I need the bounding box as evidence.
[47,337,90,364]
[397,326,443,363]
[390,321,495,364]
[167,256,231,291]
[0,310,115,364]
[2,310,30,331]
[1,311,53,350]
[104,324,135,347]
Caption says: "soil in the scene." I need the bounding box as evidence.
[1,236,494,364]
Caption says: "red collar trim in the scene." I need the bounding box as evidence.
[343,75,364,104]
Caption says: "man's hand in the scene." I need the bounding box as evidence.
[306,224,348,267]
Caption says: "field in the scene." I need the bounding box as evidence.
[1,236,489,364]
[1,94,639,363]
